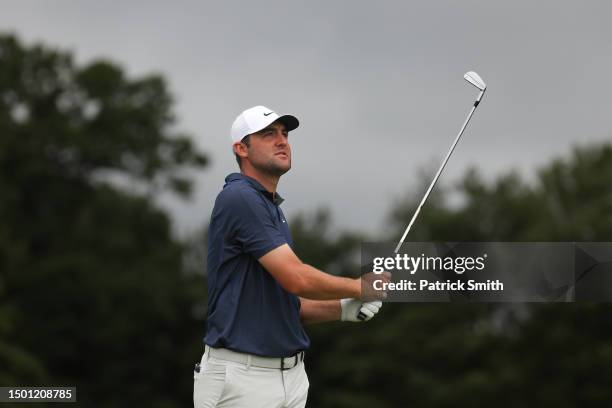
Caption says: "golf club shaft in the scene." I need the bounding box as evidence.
[394,95,483,254]
[359,81,485,320]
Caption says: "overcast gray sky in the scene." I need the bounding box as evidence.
[2,0,611,237]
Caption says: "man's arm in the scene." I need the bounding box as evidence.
[299,298,340,325]
[299,298,384,325]
[259,244,362,300]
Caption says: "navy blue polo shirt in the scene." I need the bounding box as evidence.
[204,173,310,357]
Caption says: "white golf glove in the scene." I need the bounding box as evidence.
[340,298,383,322]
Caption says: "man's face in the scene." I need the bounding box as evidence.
[242,121,291,176]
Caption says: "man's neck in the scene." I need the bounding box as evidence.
[241,168,279,193]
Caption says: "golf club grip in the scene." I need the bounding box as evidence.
[357,311,367,321]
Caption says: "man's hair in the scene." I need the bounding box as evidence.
[234,135,251,169]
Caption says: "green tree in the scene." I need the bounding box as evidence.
[302,143,612,407]
[0,34,207,407]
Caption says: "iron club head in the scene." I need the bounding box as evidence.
[464,71,486,91]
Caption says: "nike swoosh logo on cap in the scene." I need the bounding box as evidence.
[263,112,274,116]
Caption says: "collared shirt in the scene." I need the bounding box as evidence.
[204,173,310,357]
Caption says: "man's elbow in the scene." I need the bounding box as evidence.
[267,259,309,296]
[281,265,315,297]
[283,275,310,297]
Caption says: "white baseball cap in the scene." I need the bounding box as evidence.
[230,105,299,143]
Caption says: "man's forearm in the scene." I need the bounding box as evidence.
[293,263,361,300]
[299,298,341,325]
[258,244,363,300]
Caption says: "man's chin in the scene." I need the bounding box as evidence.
[256,161,291,177]
[274,164,291,176]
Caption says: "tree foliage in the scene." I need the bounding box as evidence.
[0,34,207,407]
[302,143,612,407]
[2,31,612,408]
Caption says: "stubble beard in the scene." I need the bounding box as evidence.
[245,144,292,177]
[259,158,291,177]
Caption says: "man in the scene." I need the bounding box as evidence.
[194,105,386,408]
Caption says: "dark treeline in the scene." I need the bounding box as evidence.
[0,34,207,407]
[1,34,611,407]
[301,144,612,407]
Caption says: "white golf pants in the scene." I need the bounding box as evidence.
[193,347,309,408]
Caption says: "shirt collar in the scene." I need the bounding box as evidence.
[225,173,285,206]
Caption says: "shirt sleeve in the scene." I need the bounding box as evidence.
[225,188,288,259]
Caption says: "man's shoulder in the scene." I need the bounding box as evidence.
[218,179,258,202]
[214,179,264,215]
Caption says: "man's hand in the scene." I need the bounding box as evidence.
[360,271,392,301]
[340,298,383,322]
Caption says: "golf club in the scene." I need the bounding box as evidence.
[394,71,486,254]
[357,71,487,321]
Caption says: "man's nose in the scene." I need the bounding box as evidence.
[274,132,288,145]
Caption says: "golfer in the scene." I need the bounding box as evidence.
[194,105,385,408]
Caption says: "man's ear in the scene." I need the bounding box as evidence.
[233,142,248,159]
